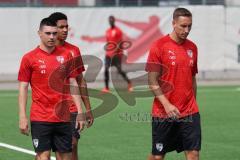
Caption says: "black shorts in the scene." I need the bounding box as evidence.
[152,113,201,155]
[70,112,80,139]
[105,55,121,68]
[31,121,72,153]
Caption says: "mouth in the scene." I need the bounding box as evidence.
[181,34,188,39]
[62,32,68,35]
[48,41,55,44]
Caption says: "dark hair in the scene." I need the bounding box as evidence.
[173,8,192,20]
[109,15,114,19]
[39,17,56,30]
[49,12,67,23]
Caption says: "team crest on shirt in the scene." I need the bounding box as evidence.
[187,50,193,58]
[156,143,163,152]
[56,56,65,64]
[33,139,39,148]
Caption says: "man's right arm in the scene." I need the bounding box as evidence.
[18,81,29,136]
[76,74,94,128]
[148,72,180,118]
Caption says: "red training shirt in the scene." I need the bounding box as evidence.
[60,41,85,113]
[106,26,123,57]
[18,46,79,122]
[145,34,199,118]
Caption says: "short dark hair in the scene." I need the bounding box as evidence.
[173,8,192,20]
[109,15,114,19]
[49,12,67,23]
[39,17,56,30]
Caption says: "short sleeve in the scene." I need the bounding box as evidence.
[18,55,32,82]
[68,53,85,78]
[74,48,85,74]
[145,43,162,73]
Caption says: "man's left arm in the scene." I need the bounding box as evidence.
[192,76,197,98]
[69,78,86,131]
[76,74,94,128]
[73,49,94,128]
[192,44,198,98]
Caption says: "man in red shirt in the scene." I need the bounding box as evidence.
[49,12,94,160]
[18,18,85,160]
[146,8,201,160]
[102,15,133,93]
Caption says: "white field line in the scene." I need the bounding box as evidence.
[0,142,56,160]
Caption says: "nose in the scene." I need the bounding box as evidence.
[185,26,191,33]
[49,33,56,40]
[50,34,54,39]
[63,27,68,32]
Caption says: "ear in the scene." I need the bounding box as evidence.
[38,30,41,37]
[172,19,176,27]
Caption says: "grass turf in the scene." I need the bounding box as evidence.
[0,86,240,160]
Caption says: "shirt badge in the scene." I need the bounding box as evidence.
[56,56,65,64]
[187,50,193,58]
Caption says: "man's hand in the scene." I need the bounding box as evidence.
[75,114,86,132]
[163,103,180,119]
[19,117,29,136]
[85,110,94,128]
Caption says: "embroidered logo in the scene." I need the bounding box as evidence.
[56,56,65,64]
[33,139,39,148]
[156,143,163,152]
[187,50,193,58]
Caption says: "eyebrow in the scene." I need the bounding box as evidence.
[44,32,57,35]
[58,25,68,28]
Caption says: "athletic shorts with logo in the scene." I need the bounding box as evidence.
[31,122,72,153]
[152,113,201,155]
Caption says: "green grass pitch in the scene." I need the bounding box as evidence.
[0,86,240,160]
